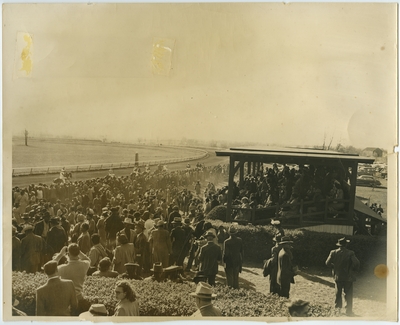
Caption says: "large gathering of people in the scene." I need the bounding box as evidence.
[11,164,244,316]
[10,161,371,317]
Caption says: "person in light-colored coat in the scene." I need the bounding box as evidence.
[36,260,77,316]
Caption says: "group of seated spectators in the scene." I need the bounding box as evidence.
[230,163,350,221]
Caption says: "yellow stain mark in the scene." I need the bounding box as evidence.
[152,38,174,76]
[20,34,33,75]
[374,264,388,279]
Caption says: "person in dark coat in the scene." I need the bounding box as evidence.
[21,225,44,273]
[223,225,243,289]
[277,236,296,298]
[185,216,205,272]
[198,231,222,286]
[177,218,194,267]
[133,221,148,276]
[170,217,186,266]
[167,206,181,231]
[105,207,124,249]
[325,237,360,316]
[12,226,21,271]
[46,217,68,257]
[269,234,283,294]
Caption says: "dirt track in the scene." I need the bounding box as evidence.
[12,148,229,188]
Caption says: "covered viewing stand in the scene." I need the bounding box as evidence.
[215,147,377,235]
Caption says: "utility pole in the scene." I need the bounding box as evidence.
[24,129,28,146]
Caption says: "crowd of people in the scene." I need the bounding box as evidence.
[264,221,360,317]
[230,163,351,221]
[11,164,246,316]
[11,161,364,317]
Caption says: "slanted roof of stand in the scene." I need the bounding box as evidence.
[215,146,375,164]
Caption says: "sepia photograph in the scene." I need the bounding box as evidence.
[2,2,398,322]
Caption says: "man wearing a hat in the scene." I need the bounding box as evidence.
[222,225,243,289]
[277,236,296,298]
[46,217,68,257]
[117,217,137,244]
[190,282,221,317]
[134,220,148,275]
[168,205,181,231]
[325,237,360,316]
[288,299,310,317]
[96,208,109,246]
[148,220,171,268]
[120,262,142,280]
[12,226,21,271]
[104,206,124,249]
[198,231,222,286]
[79,304,109,318]
[144,262,165,282]
[170,217,186,266]
[36,260,77,316]
[20,224,43,273]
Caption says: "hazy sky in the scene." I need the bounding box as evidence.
[3,3,397,149]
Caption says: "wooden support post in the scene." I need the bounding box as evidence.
[347,162,358,226]
[240,160,244,187]
[226,157,236,222]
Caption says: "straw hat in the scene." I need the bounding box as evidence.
[79,304,108,317]
[123,217,134,225]
[190,281,217,299]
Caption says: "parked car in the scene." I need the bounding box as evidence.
[356,175,381,187]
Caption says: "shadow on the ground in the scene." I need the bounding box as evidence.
[241,267,261,276]
[215,270,257,291]
[297,271,335,288]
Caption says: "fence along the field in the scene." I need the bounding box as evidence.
[12,151,209,176]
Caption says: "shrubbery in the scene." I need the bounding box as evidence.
[210,220,386,271]
[12,271,335,317]
[206,205,227,221]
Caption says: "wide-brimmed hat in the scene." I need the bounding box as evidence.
[125,262,140,269]
[190,281,217,299]
[151,262,164,273]
[229,226,237,234]
[50,217,60,223]
[123,218,134,225]
[193,271,208,283]
[102,207,109,213]
[77,214,85,222]
[173,205,179,211]
[156,220,165,227]
[336,237,350,247]
[241,197,249,203]
[204,231,216,238]
[22,224,34,232]
[135,220,145,229]
[279,236,293,245]
[172,217,182,224]
[79,304,108,317]
[183,218,191,225]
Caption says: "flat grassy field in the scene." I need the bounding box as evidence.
[12,138,204,168]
